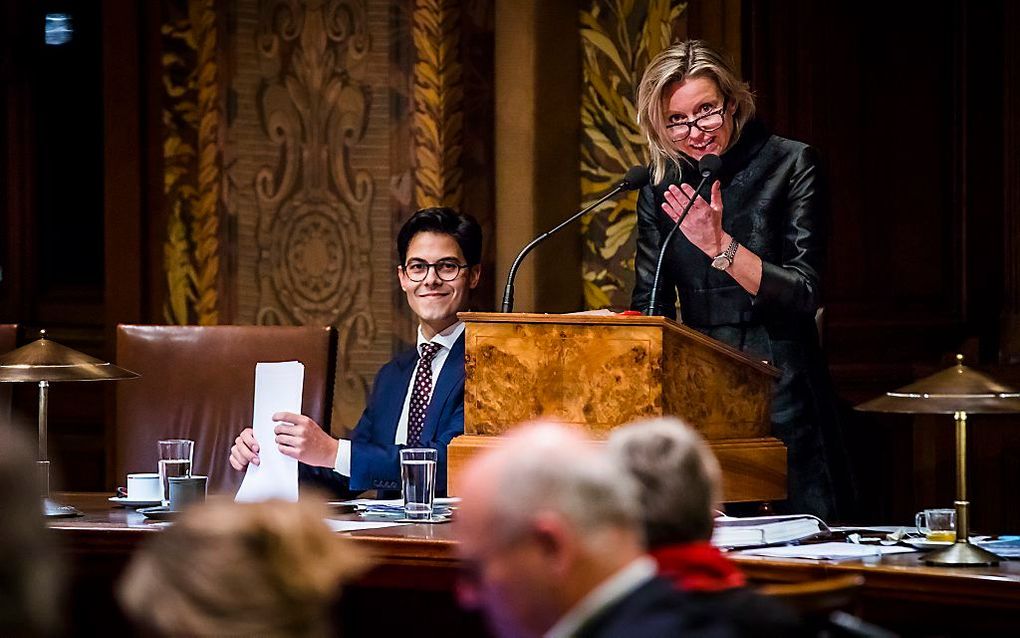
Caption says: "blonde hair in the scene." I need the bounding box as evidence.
[118,498,370,637]
[637,40,756,184]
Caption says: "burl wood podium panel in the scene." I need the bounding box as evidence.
[447,312,786,503]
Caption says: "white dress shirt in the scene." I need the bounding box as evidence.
[543,556,658,638]
[333,321,465,476]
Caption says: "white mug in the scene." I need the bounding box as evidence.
[126,473,162,501]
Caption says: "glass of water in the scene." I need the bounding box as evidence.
[400,448,437,520]
[157,439,194,507]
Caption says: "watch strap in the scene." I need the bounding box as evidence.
[722,237,738,261]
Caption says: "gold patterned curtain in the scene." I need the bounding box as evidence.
[161,0,224,326]
[579,0,686,309]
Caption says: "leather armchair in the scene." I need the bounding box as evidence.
[114,325,336,494]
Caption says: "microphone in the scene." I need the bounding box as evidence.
[645,154,722,316]
[501,165,650,313]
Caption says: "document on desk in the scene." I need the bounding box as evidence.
[736,542,918,561]
[235,361,304,503]
[323,519,410,533]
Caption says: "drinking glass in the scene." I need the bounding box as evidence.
[400,448,437,520]
[158,439,194,506]
[916,508,956,542]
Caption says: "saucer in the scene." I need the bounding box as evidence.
[904,536,985,550]
[393,515,453,524]
[358,510,453,524]
[109,496,162,508]
[137,506,181,521]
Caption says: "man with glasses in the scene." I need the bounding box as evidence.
[456,422,737,638]
[229,207,482,497]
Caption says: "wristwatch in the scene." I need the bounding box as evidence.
[711,238,739,271]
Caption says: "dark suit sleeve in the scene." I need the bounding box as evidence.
[298,363,391,498]
[348,373,465,496]
[632,182,678,319]
[346,368,395,492]
[752,145,827,314]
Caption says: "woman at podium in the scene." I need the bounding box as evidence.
[630,40,852,519]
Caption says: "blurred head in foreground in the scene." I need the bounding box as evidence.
[0,428,61,637]
[607,416,721,549]
[455,421,644,637]
[119,498,369,637]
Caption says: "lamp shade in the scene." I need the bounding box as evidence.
[856,355,1020,415]
[0,336,139,383]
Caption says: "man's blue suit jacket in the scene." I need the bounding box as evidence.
[300,333,465,497]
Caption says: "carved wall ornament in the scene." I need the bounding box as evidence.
[253,0,375,336]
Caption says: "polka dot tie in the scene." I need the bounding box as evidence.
[407,342,442,446]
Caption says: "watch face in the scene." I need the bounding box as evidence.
[711,255,730,270]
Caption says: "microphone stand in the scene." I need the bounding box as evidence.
[501,183,630,313]
[645,172,715,316]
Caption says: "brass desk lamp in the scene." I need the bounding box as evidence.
[0,331,138,517]
[857,355,1020,566]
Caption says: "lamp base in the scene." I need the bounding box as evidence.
[924,541,1000,566]
[43,497,81,519]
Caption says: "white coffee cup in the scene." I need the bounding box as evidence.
[126,473,162,501]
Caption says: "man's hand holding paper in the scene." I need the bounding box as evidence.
[272,411,338,468]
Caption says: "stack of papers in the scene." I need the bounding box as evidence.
[712,514,829,548]
[331,497,459,521]
[736,542,917,560]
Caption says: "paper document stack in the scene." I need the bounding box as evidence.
[712,514,829,548]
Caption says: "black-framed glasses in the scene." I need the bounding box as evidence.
[665,104,727,141]
[401,259,470,282]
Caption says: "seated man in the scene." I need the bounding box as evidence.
[456,421,736,638]
[229,207,482,496]
[607,417,805,638]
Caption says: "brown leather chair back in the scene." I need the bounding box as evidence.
[115,325,336,494]
[0,324,17,425]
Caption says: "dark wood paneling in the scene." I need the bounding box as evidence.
[1001,0,1020,363]
[745,1,968,382]
[744,0,1020,529]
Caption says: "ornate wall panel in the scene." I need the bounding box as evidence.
[226,0,395,433]
[579,1,686,309]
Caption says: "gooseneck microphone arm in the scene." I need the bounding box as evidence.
[645,154,721,316]
[501,165,649,313]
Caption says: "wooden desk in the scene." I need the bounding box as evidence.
[52,494,1020,637]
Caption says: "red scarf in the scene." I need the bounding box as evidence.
[651,541,747,592]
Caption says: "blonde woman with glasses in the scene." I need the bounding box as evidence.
[631,40,853,520]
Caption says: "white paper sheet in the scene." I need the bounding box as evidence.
[323,519,410,533]
[736,542,918,560]
[234,361,304,503]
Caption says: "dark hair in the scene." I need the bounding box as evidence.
[397,207,482,266]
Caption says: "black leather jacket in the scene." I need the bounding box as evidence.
[631,120,827,341]
[631,121,850,519]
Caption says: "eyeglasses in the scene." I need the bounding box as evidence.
[401,259,470,282]
[665,104,727,141]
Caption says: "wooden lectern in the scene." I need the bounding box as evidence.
[447,312,786,503]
